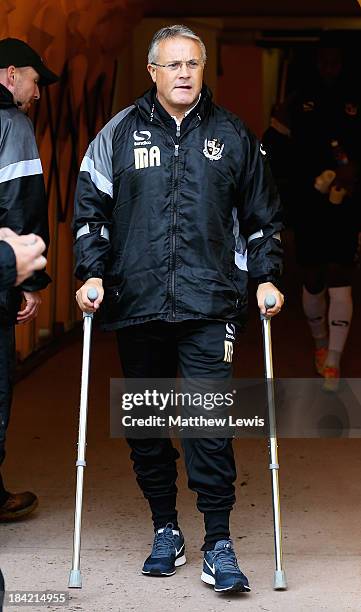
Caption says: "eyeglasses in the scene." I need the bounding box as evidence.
[151,59,203,71]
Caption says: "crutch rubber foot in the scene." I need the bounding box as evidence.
[68,570,82,588]
[273,569,287,590]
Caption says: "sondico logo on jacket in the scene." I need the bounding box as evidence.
[224,323,235,363]
[133,130,161,170]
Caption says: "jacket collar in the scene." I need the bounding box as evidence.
[0,83,16,109]
[135,84,212,124]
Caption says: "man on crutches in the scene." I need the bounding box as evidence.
[72,24,284,595]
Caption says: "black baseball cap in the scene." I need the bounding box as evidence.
[0,37,59,85]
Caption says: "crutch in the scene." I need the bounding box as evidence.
[261,294,287,590]
[68,287,98,589]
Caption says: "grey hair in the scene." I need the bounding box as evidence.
[148,25,207,64]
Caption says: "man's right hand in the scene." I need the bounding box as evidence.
[76,278,104,313]
[1,229,47,286]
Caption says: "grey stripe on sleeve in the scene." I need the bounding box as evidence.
[80,105,135,196]
[0,109,40,170]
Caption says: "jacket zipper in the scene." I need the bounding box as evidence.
[143,109,202,320]
[171,143,180,319]
[169,118,201,320]
[150,120,180,320]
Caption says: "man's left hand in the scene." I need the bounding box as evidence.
[257,282,284,317]
[17,291,42,324]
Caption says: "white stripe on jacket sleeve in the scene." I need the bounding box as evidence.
[0,158,43,184]
[80,155,113,198]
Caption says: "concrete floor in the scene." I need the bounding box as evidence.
[1,236,361,611]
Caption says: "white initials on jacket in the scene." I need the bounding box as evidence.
[134,146,161,170]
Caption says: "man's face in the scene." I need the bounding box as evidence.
[147,36,204,114]
[10,66,40,113]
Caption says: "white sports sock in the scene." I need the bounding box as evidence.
[302,286,328,347]
[327,286,353,367]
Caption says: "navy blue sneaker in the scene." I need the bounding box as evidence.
[142,523,186,576]
[201,539,251,593]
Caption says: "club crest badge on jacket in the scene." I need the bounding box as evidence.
[203,138,224,161]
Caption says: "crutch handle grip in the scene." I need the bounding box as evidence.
[264,294,276,309]
[261,294,277,321]
[87,287,98,302]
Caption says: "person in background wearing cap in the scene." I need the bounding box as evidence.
[0,37,58,521]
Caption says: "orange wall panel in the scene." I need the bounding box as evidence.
[218,44,264,138]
